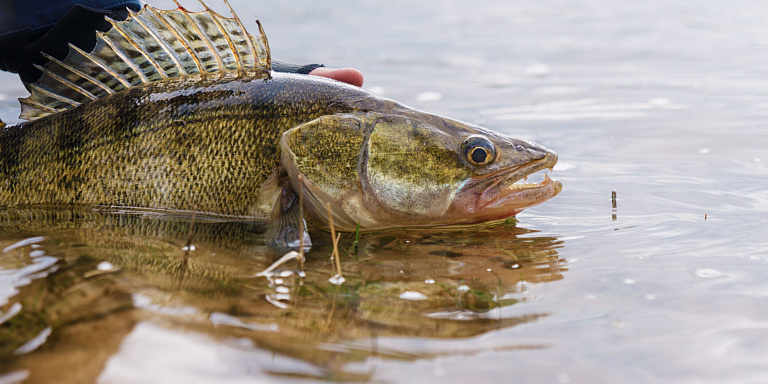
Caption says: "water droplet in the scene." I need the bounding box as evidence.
[275,286,290,294]
[97,261,114,271]
[399,291,428,300]
[695,268,723,278]
[328,274,346,285]
[425,278,435,284]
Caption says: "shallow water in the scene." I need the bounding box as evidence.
[1,0,768,383]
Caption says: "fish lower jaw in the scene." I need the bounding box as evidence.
[479,172,560,212]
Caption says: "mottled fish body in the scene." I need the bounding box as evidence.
[0,71,365,217]
[0,1,561,245]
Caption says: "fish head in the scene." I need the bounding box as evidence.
[280,103,561,231]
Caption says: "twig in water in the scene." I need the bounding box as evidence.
[353,223,360,261]
[298,175,305,271]
[177,213,196,290]
[183,213,196,255]
[326,203,345,285]
[255,251,304,277]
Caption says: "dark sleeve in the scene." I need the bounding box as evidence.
[0,1,141,83]
[0,0,325,83]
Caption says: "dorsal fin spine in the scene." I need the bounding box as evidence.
[27,83,81,107]
[42,54,115,96]
[34,62,98,101]
[256,21,271,70]
[178,7,224,71]
[70,44,131,89]
[199,2,243,69]
[97,31,149,85]
[19,98,59,114]
[224,0,257,67]
[110,11,170,80]
[149,6,203,74]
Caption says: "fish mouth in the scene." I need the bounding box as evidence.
[451,149,562,222]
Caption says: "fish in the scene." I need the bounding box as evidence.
[0,1,561,246]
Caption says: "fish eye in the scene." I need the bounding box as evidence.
[460,136,496,166]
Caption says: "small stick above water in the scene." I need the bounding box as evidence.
[611,190,617,222]
[298,175,305,271]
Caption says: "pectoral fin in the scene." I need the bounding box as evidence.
[263,168,311,249]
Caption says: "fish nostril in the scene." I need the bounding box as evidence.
[515,145,524,152]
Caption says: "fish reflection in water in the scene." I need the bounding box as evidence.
[0,208,564,382]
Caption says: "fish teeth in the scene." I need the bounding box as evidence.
[507,170,552,191]
[507,182,537,191]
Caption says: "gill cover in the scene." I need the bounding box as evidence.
[364,115,470,218]
[280,115,367,229]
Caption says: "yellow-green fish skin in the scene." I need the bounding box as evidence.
[0,70,561,237]
[0,71,368,218]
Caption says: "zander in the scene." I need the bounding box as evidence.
[0,1,561,246]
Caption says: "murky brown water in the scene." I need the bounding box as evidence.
[0,209,563,383]
[2,0,768,383]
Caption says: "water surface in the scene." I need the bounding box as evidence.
[1,0,767,383]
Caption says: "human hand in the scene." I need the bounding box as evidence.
[308,67,364,87]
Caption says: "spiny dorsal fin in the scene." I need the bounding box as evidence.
[19,0,271,121]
